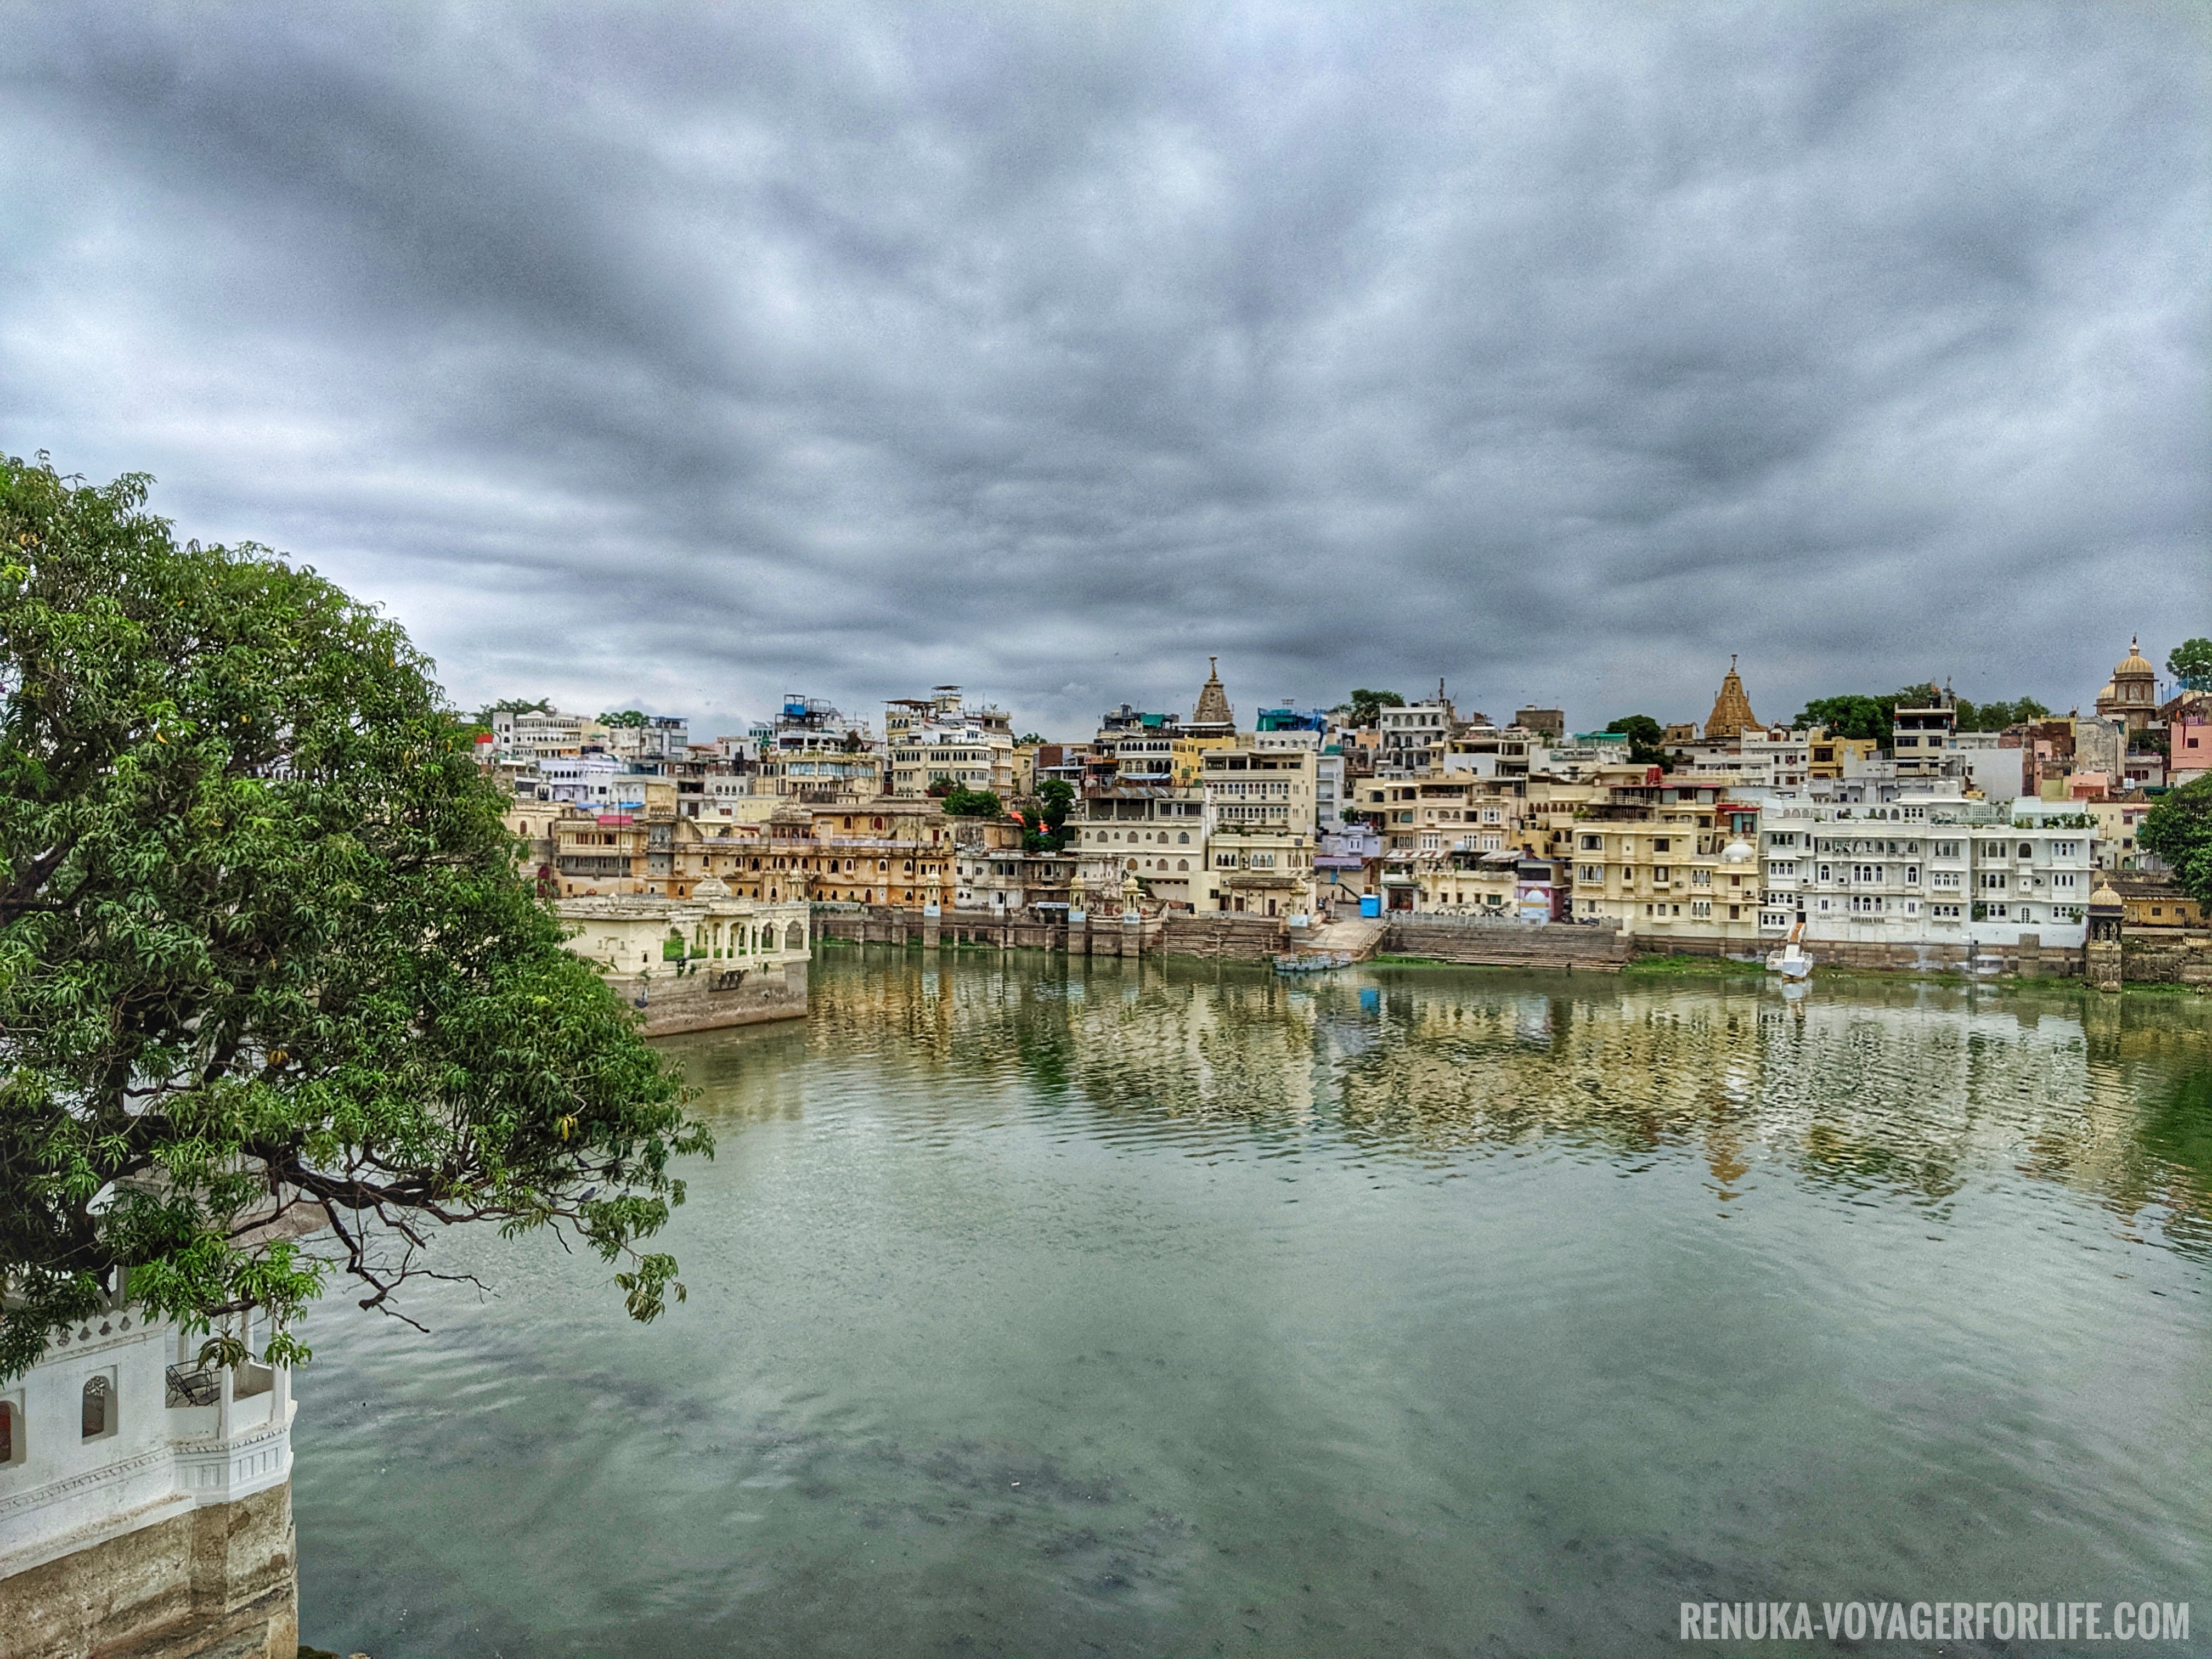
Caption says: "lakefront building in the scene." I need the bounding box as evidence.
[1758,797,2093,953]
[1,1309,301,1658]
[557,877,812,1034]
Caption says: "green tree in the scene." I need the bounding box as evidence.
[1602,714,1673,771]
[1015,732,1044,746]
[0,456,706,1380]
[1024,779,1076,852]
[2140,776,2212,906]
[939,786,1003,819]
[471,695,552,725]
[1793,693,1895,745]
[1956,696,2052,731]
[1345,689,1405,727]
[2169,638,2212,692]
[597,708,648,728]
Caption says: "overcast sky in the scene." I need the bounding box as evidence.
[3,2,2204,739]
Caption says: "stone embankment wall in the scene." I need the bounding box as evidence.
[3,1481,296,1659]
[817,908,1168,957]
[2119,929,2212,986]
[1382,916,1627,970]
[1632,935,2084,978]
[609,958,809,1035]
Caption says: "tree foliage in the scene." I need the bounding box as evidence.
[596,709,648,728]
[1794,686,2051,747]
[1344,689,1405,727]
[2140,776,2212,906]
[1956,696,2051,731]
[1602,715,1673,771]
[938,786,1003,819]
[2169,638,2212,692]
[1023,780,1076,852]
[0,456,706,1380]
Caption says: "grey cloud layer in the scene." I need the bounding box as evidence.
[2,1,2204,734]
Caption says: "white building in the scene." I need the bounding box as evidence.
[526,751,646,808]
[492,707,607,760]
[1759,797,2093,949]
[885,688,1015,798]
[1,1305,295,1604]
[1375,699,1457,776]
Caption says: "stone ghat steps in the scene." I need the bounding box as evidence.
[1292,917,1387,960]
[1157,915,1288,958]
[1383,920,1628,971]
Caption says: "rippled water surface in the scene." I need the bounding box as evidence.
[295,951,2212,1656]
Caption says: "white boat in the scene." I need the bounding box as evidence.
[1765,919,1813,980]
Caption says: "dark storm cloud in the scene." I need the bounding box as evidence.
[2,1,2204,735]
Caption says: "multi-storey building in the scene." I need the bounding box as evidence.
[885,687,1015,797]
[1567,776,1765,947]
[1073,786,1207,910]
[1758,797,2092,948]
[791,802,958,907]
[951,817,1076,912]
[1198,747,1318,917]
[1203,747,1318,837]
[1376,697,1458,776]
[492,707,608,761]
[1440,725,1537,779]
[757,694,883,804]
[603,714,691,766]
[1889,689,1959,781]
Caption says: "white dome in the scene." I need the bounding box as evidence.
[1720,838,1756,864]
[691,876,733,899]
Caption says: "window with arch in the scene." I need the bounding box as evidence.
[1178,859,1189,871]
[1178,832,1189,844]
[786,922,806,951]
[81,1374,113,1440]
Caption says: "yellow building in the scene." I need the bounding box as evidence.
[1201,828,1316,918]
[1807,727,1880,778]
[1568,776,1764,947]
[2094,637,2158,735]
[1414,853,1521,915]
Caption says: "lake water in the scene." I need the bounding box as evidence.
[294,950,2212,1656]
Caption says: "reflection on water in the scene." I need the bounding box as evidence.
[794,952,2212,1250]
[295,951,2212,1658]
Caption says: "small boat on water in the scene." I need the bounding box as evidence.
[1765,919,1813,981]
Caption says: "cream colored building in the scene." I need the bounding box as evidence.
[1568,777,1765,947]
[1075,786,1207,910]
[885,687,1015,797]
[1200,827,1317,918]
[559,882,811,979]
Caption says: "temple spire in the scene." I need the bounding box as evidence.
[1703,657,1760,741]
[1193,657,1233,727]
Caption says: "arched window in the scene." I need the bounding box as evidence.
[1179,832,1189,844]
[786,922,805,950]
[1178,860,1189,871]
[82,1374,111,1439]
